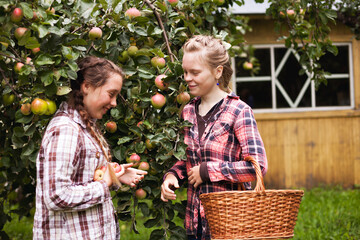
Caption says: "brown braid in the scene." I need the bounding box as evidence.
[68,56,124,162]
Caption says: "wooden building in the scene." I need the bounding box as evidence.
[231,3,360,189]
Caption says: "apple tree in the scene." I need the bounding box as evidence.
[0,0,355,239]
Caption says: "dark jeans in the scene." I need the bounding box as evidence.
[187,212,203,240]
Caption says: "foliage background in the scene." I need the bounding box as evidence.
[0,0,359,239]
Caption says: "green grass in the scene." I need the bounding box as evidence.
[3,186,360,239]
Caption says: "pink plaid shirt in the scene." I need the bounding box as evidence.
[168,93,268,239]
[33,102,119,239]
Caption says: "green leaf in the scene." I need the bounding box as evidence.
[13,127,25,138]
[79,1,96,19]
[25,37,40,49]
[35,54,55,66]
[144,217,160,228]
[40,71,54,86]
[19,2,34,19]
[66,39,88,46]
[117,136,132,145]
[22,141,35,156]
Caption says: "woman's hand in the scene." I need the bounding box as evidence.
[161,173,179,202]
[188,165,203,188]
[118,165,147,187]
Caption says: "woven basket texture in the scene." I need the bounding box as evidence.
[199,156,304,240]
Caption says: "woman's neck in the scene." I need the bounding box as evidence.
[199,88,228,115]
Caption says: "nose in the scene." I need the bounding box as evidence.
[184,73,191,83]
[110,97,117,107]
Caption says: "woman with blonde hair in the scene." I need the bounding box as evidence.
[161,35,268,240]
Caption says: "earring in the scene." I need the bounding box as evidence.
[216,82,219,86]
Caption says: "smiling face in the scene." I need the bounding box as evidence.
[182,50,222,98]
[82,72,123,119]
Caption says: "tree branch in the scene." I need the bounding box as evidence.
[143,0,174,62]
[0,68,21,99]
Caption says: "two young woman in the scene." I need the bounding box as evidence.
[33,35,268,240]
[161,35,268,240]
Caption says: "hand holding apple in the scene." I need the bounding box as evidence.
[160,173,179,202]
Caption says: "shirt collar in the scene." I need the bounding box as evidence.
[58,102,94,129]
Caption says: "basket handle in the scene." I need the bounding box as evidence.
[244,156,265,193]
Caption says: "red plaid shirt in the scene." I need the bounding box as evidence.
[33,102,119,239]
[168,93,268,239]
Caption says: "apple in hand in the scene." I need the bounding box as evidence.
[110,162,123,174]
[94,169,105,181]
[127,153,141,167]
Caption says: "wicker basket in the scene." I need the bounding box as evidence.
[199,156,304,240]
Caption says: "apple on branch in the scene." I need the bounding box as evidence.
[155,74,169,91]
[125,8,141,19]
[31,98,48,115]
[89,27,102,40]
[177,92,191,104]
[105,121,117,133]
[11,8,23,23]
[151,57,166,69]
[151,93,166,109]
[21,103,32,115]
[135,188,147,200]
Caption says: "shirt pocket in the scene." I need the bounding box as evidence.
[209,122,231,143]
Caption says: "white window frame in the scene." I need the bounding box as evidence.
[231,43,354,113]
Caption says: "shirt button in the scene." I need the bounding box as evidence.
[96,151,100,158]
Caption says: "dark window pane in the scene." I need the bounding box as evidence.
[235,48,271,77]
[319,46,349,74]
[316,78,351,106]
[237,81,272,109]
[276,51,309,103]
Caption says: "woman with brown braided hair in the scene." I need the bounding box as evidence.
[33,56,147,239]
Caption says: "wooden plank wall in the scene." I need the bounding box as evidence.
[243,16,360,189]
[255,112,360,189]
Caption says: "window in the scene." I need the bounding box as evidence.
[232,44,354,113]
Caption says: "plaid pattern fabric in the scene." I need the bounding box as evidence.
[33,102,119,240]
[168,93,268,239]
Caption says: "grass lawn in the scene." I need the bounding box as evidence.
[4,186,360,239]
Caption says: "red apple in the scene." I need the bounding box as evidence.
[287,9,295,19]
[105,121,117,133]
[31,98,48,115]
[214,0,225,6]
[177,92,191,104]
[2,94,15,106]
[47,7,55,14]
[14,27,28,40]
[155,74,169,90]
[168,0,179,6]
[125,8,141,18]
[26,57,32,64]
[151,57,166,69]
[11,8,23,23]
[32,47,40,54]
[138,162,150,171]
[127,46,138,56]
[94,169,105,181]
[14,62,24,73]
[20,103,31,115]
[127,153,141,167]
[45,99,57,115]
[243,61,253,70]
[110,162,123,173]
[135,188,147,199]
[89,27,102,40]
[151,93,166,109]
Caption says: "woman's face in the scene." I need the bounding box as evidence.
[182,51,221,97]
[82,72,123,119]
